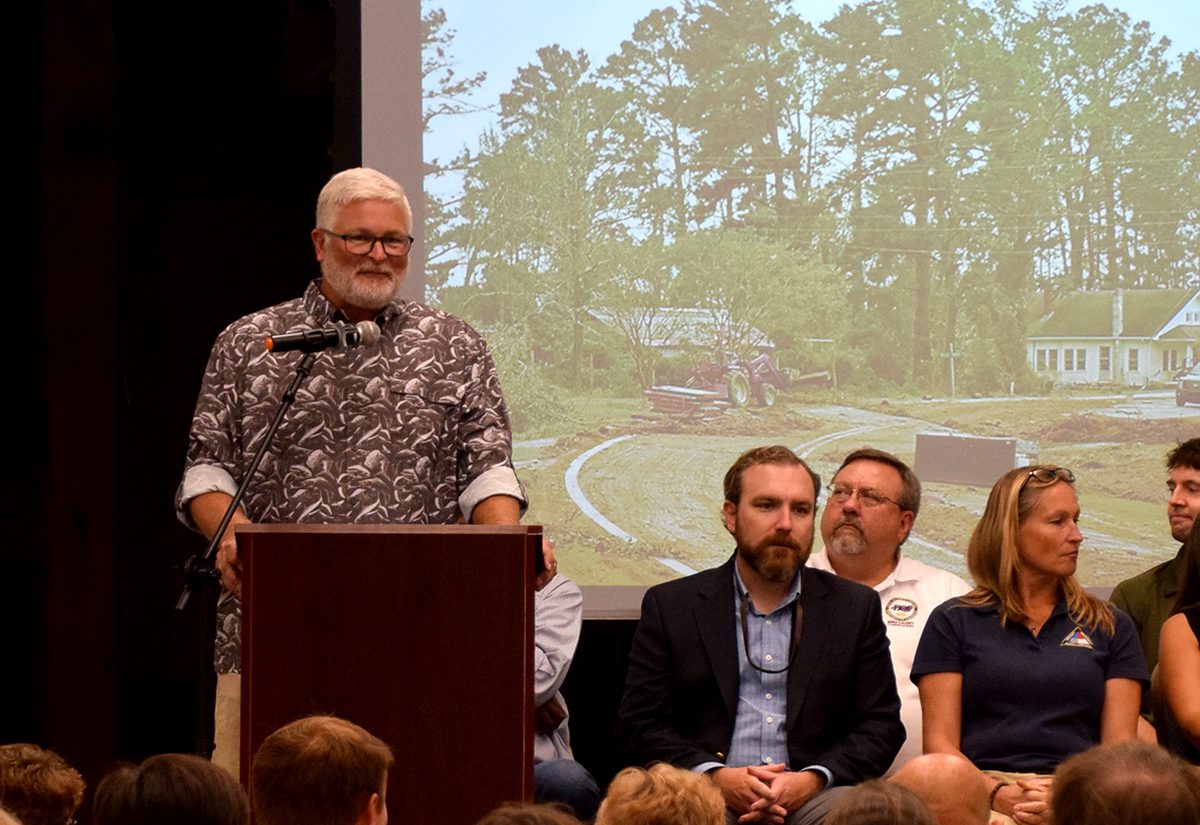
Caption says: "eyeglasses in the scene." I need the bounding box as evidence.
[826,484,902,509]
[318,228,414,257]
[1020,466,1075,489]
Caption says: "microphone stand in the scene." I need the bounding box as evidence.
[175,350,320,611]
[175,348,318,757]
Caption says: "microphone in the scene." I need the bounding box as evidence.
[265,320,382,353]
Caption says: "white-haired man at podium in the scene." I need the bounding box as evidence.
[176,167,537,776]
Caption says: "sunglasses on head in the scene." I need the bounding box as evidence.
[1020,466,1075,488]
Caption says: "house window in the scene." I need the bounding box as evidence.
[1128,348,1140,372]
[1048,349,1059,371]
[1036,349,1047,371]
[1064,349,1075,371]
[1075,349,1086,371]
[1099,346,1111,372]
[1164,349,1180,371]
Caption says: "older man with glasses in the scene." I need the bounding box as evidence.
[619,445,904,825]
[810,447,970,775]
[175,167,537,776]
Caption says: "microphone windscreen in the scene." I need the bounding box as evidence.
[356,320,382,347]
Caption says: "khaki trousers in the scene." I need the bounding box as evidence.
[212,672,241,778]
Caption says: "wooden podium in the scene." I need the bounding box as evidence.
[237,523,540,823]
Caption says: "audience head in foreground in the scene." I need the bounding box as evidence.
[825,779,936,825]
[0,743,85,825]
[251,715,393,825]
[474,801,582,825]
[93,753,248,825]
[595,764,725,825]
[1051,739,1200,825]
[889,753,989,825]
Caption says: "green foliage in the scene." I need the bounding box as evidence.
[479,321,577,436]
[426,0,1198,400]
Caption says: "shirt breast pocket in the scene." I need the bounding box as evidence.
[387,377,463,439]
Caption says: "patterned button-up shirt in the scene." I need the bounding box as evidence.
[176,280,524,672]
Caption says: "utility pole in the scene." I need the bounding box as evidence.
[941,343,957,398]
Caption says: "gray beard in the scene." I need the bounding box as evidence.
[828,530,867,557]
[320,256,403,310]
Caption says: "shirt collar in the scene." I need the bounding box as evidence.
[732,559,803,615]
[808,549,903,592]
[885,553,920,587]
[972,595,1069,618]
[303,278,407,326]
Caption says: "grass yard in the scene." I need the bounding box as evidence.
[515,388,1198,588]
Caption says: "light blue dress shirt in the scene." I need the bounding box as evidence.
[694,565,833,787]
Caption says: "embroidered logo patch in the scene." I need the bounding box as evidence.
[1060,626,1094,649]
[885,598,918,624]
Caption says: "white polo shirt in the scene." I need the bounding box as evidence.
[808,551,971,774]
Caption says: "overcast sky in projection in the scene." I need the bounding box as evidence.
[425,0,1200,170]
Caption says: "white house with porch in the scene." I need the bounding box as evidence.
[1027,287,1200,387]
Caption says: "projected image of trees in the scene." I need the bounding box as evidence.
[420,0,1199,586]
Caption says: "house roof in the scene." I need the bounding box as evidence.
[1160,323,1200,341]
[1030,288,1198,339]
[588,307,774,350]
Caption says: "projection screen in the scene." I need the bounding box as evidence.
[365,1,1200,604]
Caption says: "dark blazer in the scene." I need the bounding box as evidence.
[619,556,904,785]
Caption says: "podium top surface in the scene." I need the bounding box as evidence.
[236,522,540,536]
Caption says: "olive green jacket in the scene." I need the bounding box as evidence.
[1110,549,1182,719]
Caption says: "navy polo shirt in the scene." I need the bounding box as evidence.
[912,598,1148,773]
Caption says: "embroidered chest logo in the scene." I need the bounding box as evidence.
[885,597,918,625]
[1060,626,1094,649]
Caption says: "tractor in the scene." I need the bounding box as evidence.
[687,351,786,408]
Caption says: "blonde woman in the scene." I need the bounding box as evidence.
[912,466,1146,825]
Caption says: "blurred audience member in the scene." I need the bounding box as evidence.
[825,779,936,825]
[595,764,724,825]
[251,715,392,825]
[474,801,582,825]
[890,753,989,825]
[93,753,248,825]
[1051,740,1200,825]
[0,744,84,825]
